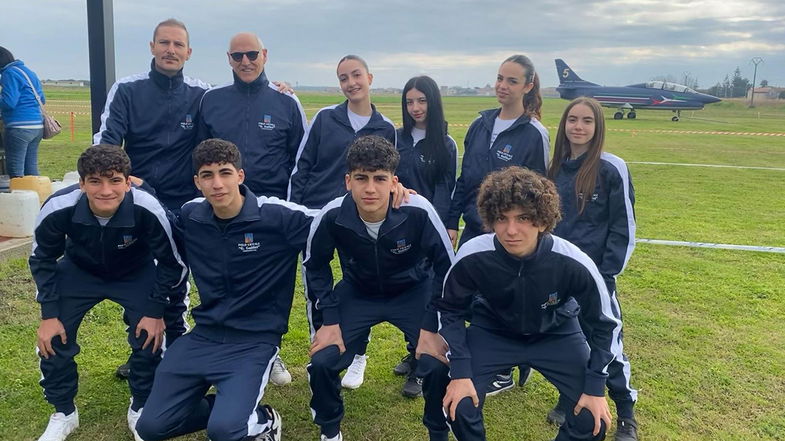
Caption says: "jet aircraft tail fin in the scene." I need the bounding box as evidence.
[555,59,598,86]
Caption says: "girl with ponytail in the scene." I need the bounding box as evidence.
[445,54,550,248]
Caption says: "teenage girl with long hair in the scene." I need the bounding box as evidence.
[547,96,638,441]
[288,55,397,391]
[446,54,549,248]
[391,75,457,397]
[397,75,457,222]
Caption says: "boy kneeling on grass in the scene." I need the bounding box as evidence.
[418,166,622,441]
[305,135,455,441]
[32,144,187,441]
[136,138,318,441]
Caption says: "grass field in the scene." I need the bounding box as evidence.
[1,88,784,440]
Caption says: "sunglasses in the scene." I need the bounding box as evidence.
[229,51,260,62]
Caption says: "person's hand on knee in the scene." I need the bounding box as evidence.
[310,324,345,356]
[443,378,478,421]
[415,329,449,365]
[574,393,612,436]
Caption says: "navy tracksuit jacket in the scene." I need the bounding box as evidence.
[552,151,638,414]
[553,151,636,285]
[447,110,549,238]
[395,128,458,223]
[138,186,317,441]
[180,185,316,345]
[288,101,396,208]
[422,233,622,441]
[30,184,186,412]
[304,193,455,436]
[93,60,210,210]
[197,71,307,199]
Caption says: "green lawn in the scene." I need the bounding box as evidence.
[1,89,784,440]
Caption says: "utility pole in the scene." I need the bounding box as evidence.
[749,57,763,108]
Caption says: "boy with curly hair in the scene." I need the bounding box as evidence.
[418,166,623,441]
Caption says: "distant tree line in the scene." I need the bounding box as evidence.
[706,67,752,98]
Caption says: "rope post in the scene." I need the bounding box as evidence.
[70,112,75,141]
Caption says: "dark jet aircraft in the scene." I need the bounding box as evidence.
[555,59,721,121]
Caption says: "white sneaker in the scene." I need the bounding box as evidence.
[127,399,144,441]
[270,356,292,386]
[320,432,343,441]
[341,354,367,389]
[254,405,282,441]
[38,408,79,441]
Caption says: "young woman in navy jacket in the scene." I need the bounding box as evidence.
[546,97,638,441]
[446,54,550,248]
[288,55,397,390]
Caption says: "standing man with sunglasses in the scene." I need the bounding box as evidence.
[93,17,209,388]
[197,32,307,386]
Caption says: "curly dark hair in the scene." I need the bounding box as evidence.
[77,144,131,179]
[477,167,561,232]
[192,138,242,173]
[346,135,400,173]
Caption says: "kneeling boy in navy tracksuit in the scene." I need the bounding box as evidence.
[31,144,187,441]
[304,135,455,441]
[136,139,316,441]
[419,166,623,441]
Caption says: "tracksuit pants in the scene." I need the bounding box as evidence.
[38,259,162,414]
[420,326,607,441]
[308,280,429,437]
[136,331,278,441]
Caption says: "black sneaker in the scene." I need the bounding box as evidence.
[485,373,514,396]
[518,366,533,387]
[615,417,638,441]
[546,406,566,427]
[115,362,130,380]
[401,374,423,398]
[393,353,415,376]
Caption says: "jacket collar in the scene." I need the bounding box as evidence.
[493,233,552,266]
[233,70,268,93]
[333,101,388,131]
[148,59,185,90]
[478,108,531,134]
[1,59,23,74]
[189,185,262,225]
[561,152,588,171]
[335,193,408,239]
[72,189,136,228]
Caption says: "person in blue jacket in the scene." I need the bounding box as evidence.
[94,18,209,212]
[392,75,457,396]
[446,54,550,249]
[546,97,638,440]
[304,135,455,441]
[288,55,397,389]
[0,46,45,177]
[93,18,207,381]
[418,166,621,441]
[136,138,315,441]
[197,32,307,200]
[30,144,187,441]
[396,75,457,223]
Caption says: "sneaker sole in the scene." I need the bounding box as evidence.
[485,382,515,396]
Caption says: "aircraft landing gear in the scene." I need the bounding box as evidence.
[614,111,624,120]
[627,111,636,119]
[672,110,681,122]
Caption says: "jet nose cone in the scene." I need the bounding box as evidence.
[702,94,721,104]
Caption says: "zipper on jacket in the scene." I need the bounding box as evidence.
[373,241,384,294]
[99,226,107,270]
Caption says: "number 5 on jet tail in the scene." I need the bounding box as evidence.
[555,59,721,121]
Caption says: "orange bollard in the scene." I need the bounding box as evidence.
[70,112,75,141]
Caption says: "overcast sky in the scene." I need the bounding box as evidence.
[2,0,783,90]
